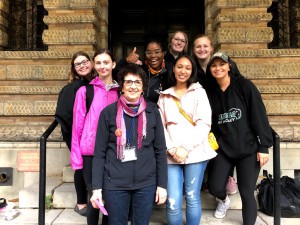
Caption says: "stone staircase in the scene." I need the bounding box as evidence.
[18,164,245,211]
[7,164,300,225]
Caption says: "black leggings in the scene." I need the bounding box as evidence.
[83,156,106,225]
[208,151,260,225]
[74,169,87,204]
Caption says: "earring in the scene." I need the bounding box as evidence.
[141,92,144,95]
[120,91,124,95]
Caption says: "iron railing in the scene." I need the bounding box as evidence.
[268,0,300,48]
[38,122,281,225]
[7,0,48,50]
[38,120,58,225]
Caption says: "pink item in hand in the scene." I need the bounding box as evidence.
[96,200,108,215]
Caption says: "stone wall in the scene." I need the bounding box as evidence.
[0,0,299,197]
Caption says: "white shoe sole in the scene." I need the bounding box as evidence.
[214,212,227,219]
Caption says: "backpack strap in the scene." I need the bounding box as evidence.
[85,84,94,114]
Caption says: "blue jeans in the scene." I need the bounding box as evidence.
[166,161,208,225]
[103,185,156,225]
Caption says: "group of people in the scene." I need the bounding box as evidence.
[55,30,273,225]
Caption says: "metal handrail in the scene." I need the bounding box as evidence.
[272,128,281,225]
[37,122,281,225]
[38,120,58,225]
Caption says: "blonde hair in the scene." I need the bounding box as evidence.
[168,31,188,53]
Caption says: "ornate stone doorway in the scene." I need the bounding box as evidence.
[108,0,204,62]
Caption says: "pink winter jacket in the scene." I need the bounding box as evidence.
[71,76,119,170]
[157,82,217,164]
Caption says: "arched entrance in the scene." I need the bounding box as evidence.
[108,0,204,62]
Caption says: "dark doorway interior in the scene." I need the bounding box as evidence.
[108,0,204,62]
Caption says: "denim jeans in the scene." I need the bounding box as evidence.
[103,185,156,225]
[166,161,208,225]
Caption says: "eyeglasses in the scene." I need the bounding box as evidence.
[173,37,186,44]
[124,80,143,87]
[74,59,90,68]
[145,50,163,57]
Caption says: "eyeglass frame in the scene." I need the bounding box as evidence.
[173,37,186,44]
[123,79,143,87]
[74,59,90,68]
[145,49,164,57]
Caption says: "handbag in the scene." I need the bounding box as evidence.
[173,97,219,150]
[256,170,300,218]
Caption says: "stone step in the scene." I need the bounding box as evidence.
[60,164,244,209]
[52,182,244,210]
[19,176,63,208]
[63,164,74,183]
[2,207,297,225]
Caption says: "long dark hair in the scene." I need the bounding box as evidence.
[69,51,97,82]
[169,54,198,87]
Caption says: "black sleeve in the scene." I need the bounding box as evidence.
[244,79,273,153]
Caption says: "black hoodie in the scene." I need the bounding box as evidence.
[206,58,273,159]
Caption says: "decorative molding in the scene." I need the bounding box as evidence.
[2,101,56,116]
[0,65,69,80]
[44,15,96,24]
[214,28,273,43]
[212,12,272,28]
[238,63,300,79]
[257,85,300,94]
[264,100,300,115]
[0,86,63,94]
[44,0,95,9]
[0,125,62,142]
[0,51,94,59]
[210,0,273,17]
[43,29,96,44]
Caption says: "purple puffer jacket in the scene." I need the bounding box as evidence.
[71,76,119,170]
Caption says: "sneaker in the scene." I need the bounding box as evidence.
[214,196,230,219]
[226,176,238,195]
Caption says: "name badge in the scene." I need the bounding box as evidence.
[121,146,137,162]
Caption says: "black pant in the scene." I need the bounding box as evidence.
[208,151,260,225]
[74,169,87,204]
[83,156,103,225]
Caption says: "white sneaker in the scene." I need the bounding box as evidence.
[214,196,230,219]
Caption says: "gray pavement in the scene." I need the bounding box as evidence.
[1,208,299,225]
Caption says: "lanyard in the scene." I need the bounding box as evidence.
[125,103,140,147]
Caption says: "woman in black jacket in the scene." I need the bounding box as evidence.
[90,63,168,225]
[206,52,273,225]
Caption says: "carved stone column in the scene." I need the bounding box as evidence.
[0,0,9,50]
[205,0,273,51]
[42,0,108,51]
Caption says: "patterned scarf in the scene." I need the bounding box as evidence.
[116,95,147,160]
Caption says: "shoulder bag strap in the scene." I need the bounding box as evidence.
[173,97,196,126]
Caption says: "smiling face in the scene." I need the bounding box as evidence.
[145,42,164,70]
[122,74,144,102]
[170,32,187,54]
[209,58,230,80]
[173,56,192,86]
[73,55,93,80]
[193,36,214,62]
[93,52,116,80]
